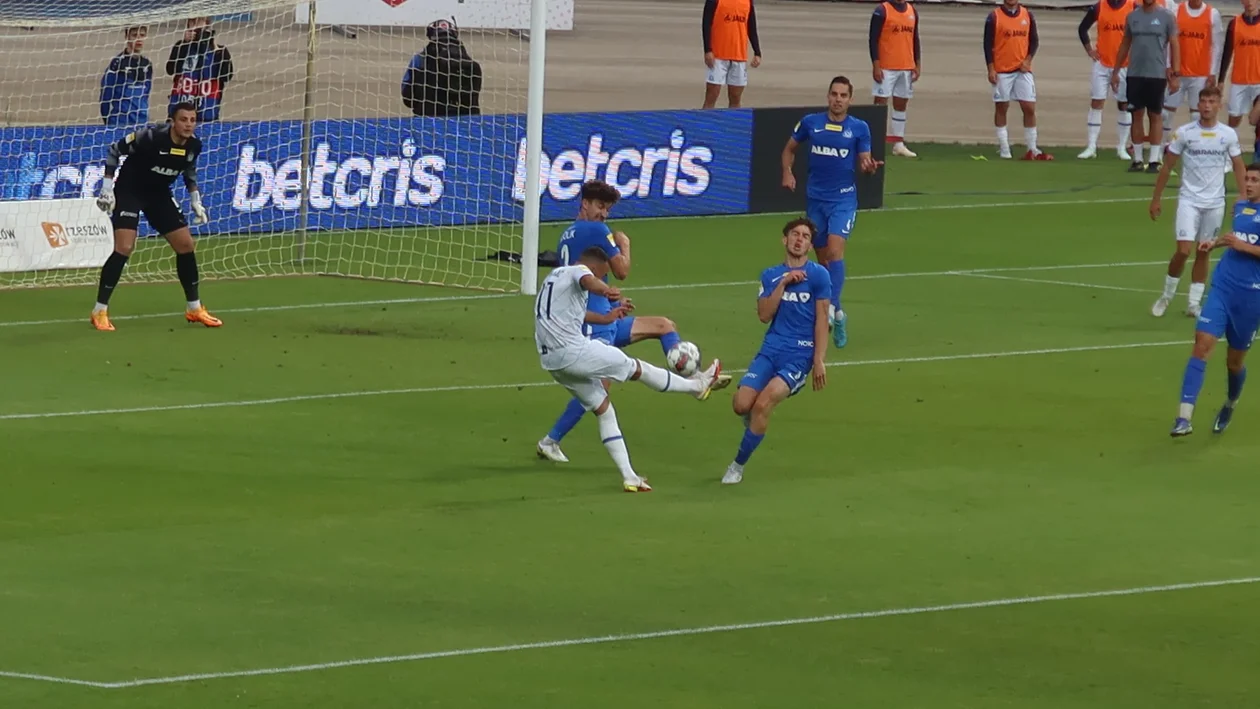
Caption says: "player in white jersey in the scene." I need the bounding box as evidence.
[534,247,726,493]
[1150,85,1247,316]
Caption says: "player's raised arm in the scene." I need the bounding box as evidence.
[756,269,801,323]
[609,231,631,280]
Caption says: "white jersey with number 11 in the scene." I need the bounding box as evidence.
[534,265,595,370]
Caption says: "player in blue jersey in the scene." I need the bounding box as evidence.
[1171,163,1260,436]
[536,180,723,462]
[722,218,831,485]
[781,75,882,350]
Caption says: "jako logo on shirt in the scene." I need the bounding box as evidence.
[781,291,812,303]
[811,145,849,158]
[513,129,713,202]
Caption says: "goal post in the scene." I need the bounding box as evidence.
[0,0,560,294]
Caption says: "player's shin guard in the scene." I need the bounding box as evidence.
[1228,367,1247,406]
[636,360,702,394]
[660,331,682,356]
[734,429,765,465]
[547,397,586,443]
[596,404,637,483]
[176,251,200,305]
[95,251,130,307]
[827,259,845,312]
[1180,356,1208,418]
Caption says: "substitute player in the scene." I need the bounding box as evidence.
[701,0,762,109]
[869,0,921,158]
[91,102,218,331]
[534,248,724,492]
[985,0,1050,160]
[1155,0,1222,162]
[1078,0,1137,160]
[1112,0,1179,173]
[1170,163,1260,436]
[1150,86,1245,318]
[781,76,881,349]
[537,181,722,462]
[1218,0,1260,155]
[722,219,830,485]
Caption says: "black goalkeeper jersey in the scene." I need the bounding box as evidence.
[106,123,202,193]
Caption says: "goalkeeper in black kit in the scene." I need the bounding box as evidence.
[92,102,220,331]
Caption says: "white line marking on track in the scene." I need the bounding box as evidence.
[958,272,1161,294]
[0,260,1164,329]
[3,573,1249,689]
[0,340,1187,421]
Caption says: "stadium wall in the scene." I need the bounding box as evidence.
[0,106,888,237]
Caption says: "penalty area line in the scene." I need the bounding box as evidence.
[0,339,1187,422]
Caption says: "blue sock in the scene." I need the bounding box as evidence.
[660,331,681,356]
[1180,357,1208,407]
[827,259,845,314]
[1228,367,1247,403]
[547,397,586,442]
[734,430,765,465]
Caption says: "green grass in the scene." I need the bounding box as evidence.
[3,144,1259,707]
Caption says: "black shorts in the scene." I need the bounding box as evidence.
[111,186,187,235]
[1126,76,1168,114]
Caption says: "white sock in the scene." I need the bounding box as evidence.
[1024,126,1039,153]
[1118,115,1132,148]
[890,110,907,139]
[1135,142,1148,163]
[1151,142,1165,162]
[596,404,638,484]
[997,126,1009,151]
[187,299,201,310]
[93,302,108,313]
[635,360,702,394]
[1162,274,1180,299]
[1179,402,1195,419]
[1087,108,1103,147]
[1188,281,1206,306]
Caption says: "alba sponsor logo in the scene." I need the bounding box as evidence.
[40,221,110,248]
[513,129,714,202]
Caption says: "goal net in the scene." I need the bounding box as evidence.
[0,0,565,291]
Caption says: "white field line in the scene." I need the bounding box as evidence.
[958,272,1161,294]
[3,574,1250,690]
[0,260,1163,329]
[0,340,1187,422]
[0,670,112,689]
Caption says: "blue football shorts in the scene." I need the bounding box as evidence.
[1196,285,1260,351]
[738,348,813,396]
[589,316,636,347]
[806,199,857,248]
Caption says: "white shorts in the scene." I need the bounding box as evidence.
[706,59,748,87]
[1228,83,1260,117]
[1174,201,1226,242]
[993,71,1036,103]
[1164,76,1209,111]
[1090,60,1127,102]
[546,340,638,411]
[873,69,914,99]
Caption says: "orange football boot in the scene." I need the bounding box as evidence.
[90,309,115,331]
[185,306,223,327]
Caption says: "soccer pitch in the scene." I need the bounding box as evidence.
[3,145,1258,707]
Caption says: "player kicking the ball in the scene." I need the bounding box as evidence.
[537,180,727,463]
[722,218,830,485]
[1149,86,1245,318]
[1170,162,1260,436]
[91,101,218,331]
[781,76,881,349]
[535,248,725,492]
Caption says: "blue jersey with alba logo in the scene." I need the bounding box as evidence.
[758,261,832,353]
[1215,200,1260,292]
[791,113,872,206]
[557,219,619,318]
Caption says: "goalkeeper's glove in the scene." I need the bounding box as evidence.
[96,178,115,214]
[190,191,209,225]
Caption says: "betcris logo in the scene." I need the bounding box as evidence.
[512,109,751,220]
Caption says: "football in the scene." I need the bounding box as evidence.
[666,341,701,377]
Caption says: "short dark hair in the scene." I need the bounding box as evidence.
[580,180,621,205]
[1199,85,1223,101]
[169,102,198,119]
[580,246,610,263]
[125,25,147,36]
[828,76,853,96]
[782,217,817,237]
[1247,163,1260,175]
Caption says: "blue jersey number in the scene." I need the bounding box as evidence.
[559,243,570,265]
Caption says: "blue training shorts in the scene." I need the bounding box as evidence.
[1196,285,1260,351]
[806,199,857,248]
[590,316,636,347]
[738,348,813,396]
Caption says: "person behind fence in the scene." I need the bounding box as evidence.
[402,19,483,117]
[100,26,152,127]
[166,16,235,122]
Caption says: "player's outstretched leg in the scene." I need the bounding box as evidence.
[167,228,221,327]
[632,358,727,400]
[723,378,790,485]
[1214,349,1249,434]
[538,397,586,462]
